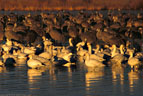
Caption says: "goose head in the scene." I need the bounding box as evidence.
[94,44,100,53]
[111,44,117,57]
[87,43,92,54]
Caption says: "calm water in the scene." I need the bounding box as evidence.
[0,64,143,96]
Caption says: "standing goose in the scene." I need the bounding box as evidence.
[128,51,141,70]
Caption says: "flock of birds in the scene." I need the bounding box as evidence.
[0,11,142,72]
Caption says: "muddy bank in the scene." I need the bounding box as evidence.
[0,0,143,10]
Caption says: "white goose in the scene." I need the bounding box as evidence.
[20,45,36,55]
[111,44,120,57]
[84,52,105,68]
[27,55,45,69]
[29,54,52,66]
[110,44,127,64]
[5,38,13,46]
[39,45,53,60]
[42,36,52,51]
[13,50,27,65]
[57,52,73,62]
[87,43,105,62]
[76,47,88,63]
[2,39,13,54]
[128,51,141,70]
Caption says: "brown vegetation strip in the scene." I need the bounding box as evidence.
[0,0,143,10]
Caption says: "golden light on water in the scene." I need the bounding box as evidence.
[128,70,140,92]
[85,68,104,91]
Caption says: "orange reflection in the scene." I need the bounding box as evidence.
[111,64,125,93]
[0,67,6,73]
[48,66,57,81]
[111,64,125,83]
[85,67,104,91]
[128,70,140,92]
[27,68,46,84]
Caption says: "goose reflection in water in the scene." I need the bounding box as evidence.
[27,68,46,84]
[85,67,104,91]
[111,64,125,82]
[111,64,125,92]
[128,70,140,93]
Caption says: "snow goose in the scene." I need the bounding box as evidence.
[5,38,13,46]
[84,53,105,68]
[39,45,53,60]
[28,54,52,65]
[111,44,120,57]
[42,36,52,51]
[87,43,105,62]
[128,51,141,70]
[13,50,27,64]
[27,55,45,69]
[110,44,127,65]
[20,45,36,55]
[1,39,13,54]
[57,52,73,62]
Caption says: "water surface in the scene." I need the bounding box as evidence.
[0,64,143,96]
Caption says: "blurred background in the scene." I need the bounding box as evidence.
[0,0,143,10]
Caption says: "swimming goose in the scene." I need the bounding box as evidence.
[19,45,36,55]
[12,50,27,65]
[84,53,105,68]
[28,54,52,65]
[39,45,53,60]
[27,55,45,69]
[77,47,88,56]
[57,52,73,62]
[110,44,127,65]
[87,43,105,62]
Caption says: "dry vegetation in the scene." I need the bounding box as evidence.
[0,0,143,10]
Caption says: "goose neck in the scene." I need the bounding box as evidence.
[87,43,92,54]
[69,38,73,47]
[111,45,117,57]
[120,45,124,54]
[129,52,133,59]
